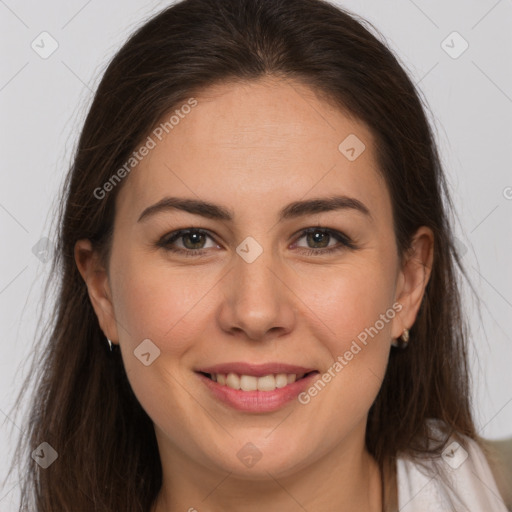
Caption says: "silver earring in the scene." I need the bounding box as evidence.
[106,338,113,352]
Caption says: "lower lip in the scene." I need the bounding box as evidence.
[196,372,320,413]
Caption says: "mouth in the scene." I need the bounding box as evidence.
[195,364,320,413]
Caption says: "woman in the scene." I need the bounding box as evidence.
[9,0,511,510]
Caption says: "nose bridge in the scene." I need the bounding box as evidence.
[219,233,295,340]
[236,236,278,296]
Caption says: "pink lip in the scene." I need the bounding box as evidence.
[196,362,316,377]
[196,370,320,413]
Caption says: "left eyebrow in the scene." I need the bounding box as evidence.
[137,195,372,223]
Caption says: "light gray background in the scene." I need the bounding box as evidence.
[1,0,511,508]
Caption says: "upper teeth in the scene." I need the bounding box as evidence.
[211,372,306,391]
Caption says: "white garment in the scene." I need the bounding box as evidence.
[397,428,509,511]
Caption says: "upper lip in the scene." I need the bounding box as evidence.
[196,362,317,377]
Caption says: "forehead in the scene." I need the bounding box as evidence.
[116,77,389,224]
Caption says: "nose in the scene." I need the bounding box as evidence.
[217,242,296,342]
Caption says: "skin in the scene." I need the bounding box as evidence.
[75,76,433,512]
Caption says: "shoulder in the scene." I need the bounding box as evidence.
[396,419,511,511]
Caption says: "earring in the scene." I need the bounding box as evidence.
[106,337,113,352]
[392,328,410,348]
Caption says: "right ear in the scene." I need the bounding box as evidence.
[74,239,119,344]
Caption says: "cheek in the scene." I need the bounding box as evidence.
[111,251,219,354]
[299,257,397,350]
[110,254,215,435]
[295,259,395,416]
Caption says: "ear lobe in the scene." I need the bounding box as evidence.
[391,227,434,340]
[74,239,119,344]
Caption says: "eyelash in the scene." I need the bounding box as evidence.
[156,227,357,257]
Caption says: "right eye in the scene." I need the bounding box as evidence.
[157,228,221,256]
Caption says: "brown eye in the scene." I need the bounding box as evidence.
[304,230,332,249]
[180,231,207,250]
[157,228,219,256]
[293,227,356,255]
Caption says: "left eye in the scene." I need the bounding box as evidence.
[293,227,354,252]
[157,227,356,256]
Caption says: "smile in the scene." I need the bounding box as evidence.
[195,363,320,412]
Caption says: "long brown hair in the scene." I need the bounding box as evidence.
[8,0,479,510]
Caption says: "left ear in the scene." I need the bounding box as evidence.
[391,226,434,340]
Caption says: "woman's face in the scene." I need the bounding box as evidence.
[78,77,432,479]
